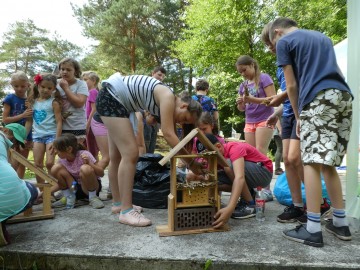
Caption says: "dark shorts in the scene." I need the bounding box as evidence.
[244,161,272,189]
[281,114,299,140]
[75,179,102,200]
[218,170,232,186]
[96,86,129,119]
[21,181,39,213]
[62,130,86,136]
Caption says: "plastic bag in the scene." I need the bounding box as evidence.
[132,153,170,209]
[273,172,330,206]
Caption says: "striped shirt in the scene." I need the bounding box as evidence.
[103,74,168,117]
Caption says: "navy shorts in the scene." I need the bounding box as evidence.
[75,179,102,200]
[281,115,299,140]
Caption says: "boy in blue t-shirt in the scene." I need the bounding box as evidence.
[268,17,353,247]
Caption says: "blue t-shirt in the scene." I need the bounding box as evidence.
[276,29,352,113]
[2,93,32,140]
[2,93,27,126]
[276,67,293,117]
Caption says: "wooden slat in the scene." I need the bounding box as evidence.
[159,128,229,168]
[195,131,229,168]
[157,224,230,237]
[159,129,199,166]
[9,149,58,185]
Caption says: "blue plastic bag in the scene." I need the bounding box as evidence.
[273,173,330,206]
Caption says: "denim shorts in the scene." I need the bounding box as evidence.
[33,134,56,144]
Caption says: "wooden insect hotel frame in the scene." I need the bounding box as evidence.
[156,128,230,236]
[7,148,58,223]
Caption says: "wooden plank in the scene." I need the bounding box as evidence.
[157,224,230,237]
[158,129,199,166]
[9,149,58,186]
[196,131,229,168]
[168,194,175,231]
[7,210,55,224]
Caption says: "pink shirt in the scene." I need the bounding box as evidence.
[223,142,273,173]
[86,89,98,119]
[58,150,96,182]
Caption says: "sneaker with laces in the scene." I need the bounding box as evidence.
[65,195,76,209]
[111,204,143,214]
[277,204,304,223]
[325,222,352,241]
[320,198,331,216]
[52,196,67,208]
[297,199,332,225]
[90,196,105,209]
[231,200,256,219]
[282,224,324,247]
[119,209,152,227]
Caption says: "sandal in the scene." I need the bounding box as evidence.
[275,168,284,175]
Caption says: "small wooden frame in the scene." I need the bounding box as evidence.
[156,128,230,236]
[7,149,58,223]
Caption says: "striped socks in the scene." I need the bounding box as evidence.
[333,208,348,227]
[306,212,321,233]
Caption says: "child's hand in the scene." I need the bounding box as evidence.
[267,95,282,107]
[236,95,244,105]
[81,153,90,164]
[59,79,69,90]
[213,207,232,229]
[23,108,33,118]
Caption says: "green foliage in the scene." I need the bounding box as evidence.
[0,19,82,93]
[204,259,213,270]
[72,0,183,73]
[172,0,347,132]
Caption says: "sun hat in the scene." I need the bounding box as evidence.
[4,123,26,145]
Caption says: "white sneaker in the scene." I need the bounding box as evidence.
[119,209,152,227]
[112,204,143,214]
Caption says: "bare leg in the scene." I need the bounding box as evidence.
[101,117,138,211]
[282,139,303,204]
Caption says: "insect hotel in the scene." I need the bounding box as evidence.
[156,128,230,236]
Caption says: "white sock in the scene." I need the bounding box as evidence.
[333,208,348,227]
[306,212,321,233]
[88,190,97,200]
[294,202,304,208]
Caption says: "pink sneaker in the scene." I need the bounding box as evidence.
[119,209,152,227]
[111,204,143,214]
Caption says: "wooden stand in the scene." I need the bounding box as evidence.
[7,149,58,223]
[156,128,230,236]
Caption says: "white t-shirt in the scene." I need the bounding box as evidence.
[57,79,89,131]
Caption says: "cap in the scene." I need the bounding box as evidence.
[5,123,26,145]
[195,133,220,153]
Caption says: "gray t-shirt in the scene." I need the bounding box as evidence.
[57,79,89,131]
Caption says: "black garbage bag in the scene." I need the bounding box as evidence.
[132,153,170,209]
